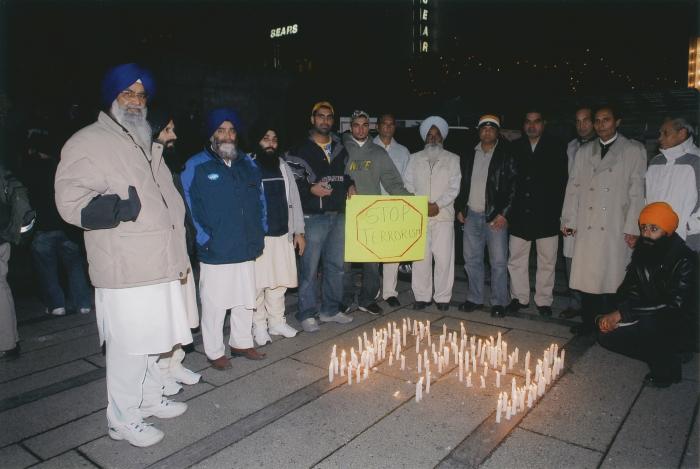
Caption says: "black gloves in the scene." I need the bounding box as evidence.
[117,186,141,222]
[81,186,142,230]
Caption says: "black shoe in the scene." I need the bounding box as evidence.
[340,303,356,314]
[643,372,680,388]
[386,296,401,307]
[359,302,383,316]
[458,301,482,312]
[569,323,595,335]
[436,302,450,311]
[0,343,20,360]
[491,305,506,318]
[537,305,553,317]
[559,307,581,319]
[506,299,529,315]
[413,301,430,310]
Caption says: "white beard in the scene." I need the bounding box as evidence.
[211,140,238,162]
[111,100,152,150]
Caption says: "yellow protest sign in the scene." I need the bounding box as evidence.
[345,195,428,262]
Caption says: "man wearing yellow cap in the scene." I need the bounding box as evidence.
[597,202,698,387]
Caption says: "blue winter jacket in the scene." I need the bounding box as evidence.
[180,147,266,264]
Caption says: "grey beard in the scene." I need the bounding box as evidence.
[425,143,443,153]
[111,101,152,150]
[213,142,237,161]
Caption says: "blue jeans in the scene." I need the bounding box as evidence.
[462,209,509,307]
[31,230,92,310]
[296,213,345,321]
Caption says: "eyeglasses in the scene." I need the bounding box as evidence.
[119,90,148,101]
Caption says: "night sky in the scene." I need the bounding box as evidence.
[0,0,697,142]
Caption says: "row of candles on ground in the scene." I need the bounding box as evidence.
[327,317,566,424]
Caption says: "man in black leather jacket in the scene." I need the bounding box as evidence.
[455,115,517,317]
[597,202,698,387]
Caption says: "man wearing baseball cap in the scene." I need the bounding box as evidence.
[597,202,698,387]
[455,114,517,317]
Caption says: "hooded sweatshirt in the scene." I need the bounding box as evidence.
[342,133,410,196]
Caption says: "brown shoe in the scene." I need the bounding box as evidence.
[209,355,231,370]
[559,308,581,319]
[230,347,266,360]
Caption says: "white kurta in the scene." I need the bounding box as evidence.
[95,280,193,355]
[181,269,200,329]
[255,235,298,289]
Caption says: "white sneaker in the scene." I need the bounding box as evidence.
[79,307,92,314]
[48,307,66,316]
[253,327,272,346]
[162,378,183,396]
[140,398,187,419]
[268,322,298,338]
[300,318,320,333]
[108,422,164,447]
[170,366,201,386]
[319,312,354,324]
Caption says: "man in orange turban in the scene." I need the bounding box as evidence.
[597,202,698,387]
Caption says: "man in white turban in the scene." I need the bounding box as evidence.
[404,116,461,310]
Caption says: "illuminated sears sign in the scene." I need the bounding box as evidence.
[419,0,431,53]
[270,24,299,39]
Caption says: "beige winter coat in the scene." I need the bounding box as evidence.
[55,112,189,289]
[404,147,462,223]
[560,134,647,294]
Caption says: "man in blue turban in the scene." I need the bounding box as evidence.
[55,63,192,447]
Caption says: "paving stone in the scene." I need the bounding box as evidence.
[84,353,105,368]
[181,350,211,372]
[292,309,440,371]
[0,444,39,468]
[0,378,106,447]
[79,359,325,469]
[18,322,98,353]
[19,313,96,339]
[0,335,101,383]
[0,359,97,401]
[24,410,106,460]
[680,415,699,469]
[195,372,414,469]
[601,379,698,469]
[521,344,648,451]
[314,370,502,468]
[481,428,602,469]
[31,450,96,468]
[432,316,508,340]
[445,309,573,338]
[199,313,375,387]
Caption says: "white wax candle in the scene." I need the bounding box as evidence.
[416,335,420,355]
[333,356,339,374]
[443,323,447,337]
[496,371,501,388]
[356,365,361,383]
[363,365,369,380]
[358,337,362,354]
[496,396,502,423]
[401,354,406,371]
[332,344,337,356]
[402,323,407,346]
[389,351,393,366]
[329,362,334,383]
[501,364,506,376]
[418,354,422,374]
[426,372,431,394]
[432,343,436,355]
[526,368,531,387]
[438,356,443,374]
[483,363,488,377]
[424,350,429,367]
[444,346,450,366]
[561,349,566,370]
[467,372,472,387]
[480,375,486,388]
[348,365,353,385]
[505,402,511,420]
[472,355,477,373]
[525,351,530,373]
[415,380,421,402]
[511,377,516,398]
[514,347,519,364]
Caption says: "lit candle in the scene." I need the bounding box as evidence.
[401,354,406,371]
[480,375,486,388]
[416,335,420,355]
[526,368,531,387]
[501,364,506,376]
[561,349,566,370]
[333,356,339,375]
[438,356,443,374]
[356,365,361,383]
[496,371,501,388]
[458,352,464,381]
[511,377,516,398]
[358,337,362,354]
[348,365,353,385]
[418,354,422,374]
[466,372,472,387]
[444,346,450,366]
[415,379,421,402]
[505,401,511,420]
[426,371,431,394]
[443,323,447,338]
[402,323,407,346]
[389,351,393,366]
[472,355,477,373]
[514,347,519,364]
[525,351,530,373]
[328,362,334,383]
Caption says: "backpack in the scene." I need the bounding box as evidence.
[0,166,36,245]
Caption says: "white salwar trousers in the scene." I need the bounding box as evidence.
[254,235,298,329]
[411,220,455,303]
[95,280,192,428]
[382,262,400,300]
[200,261,256,359]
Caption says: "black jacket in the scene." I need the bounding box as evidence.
[616,233,699,349]
[454,138,517,223]
[508,135,568,240]
[286,132,352,214]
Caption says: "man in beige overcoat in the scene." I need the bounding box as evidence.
[561,105,647,335]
